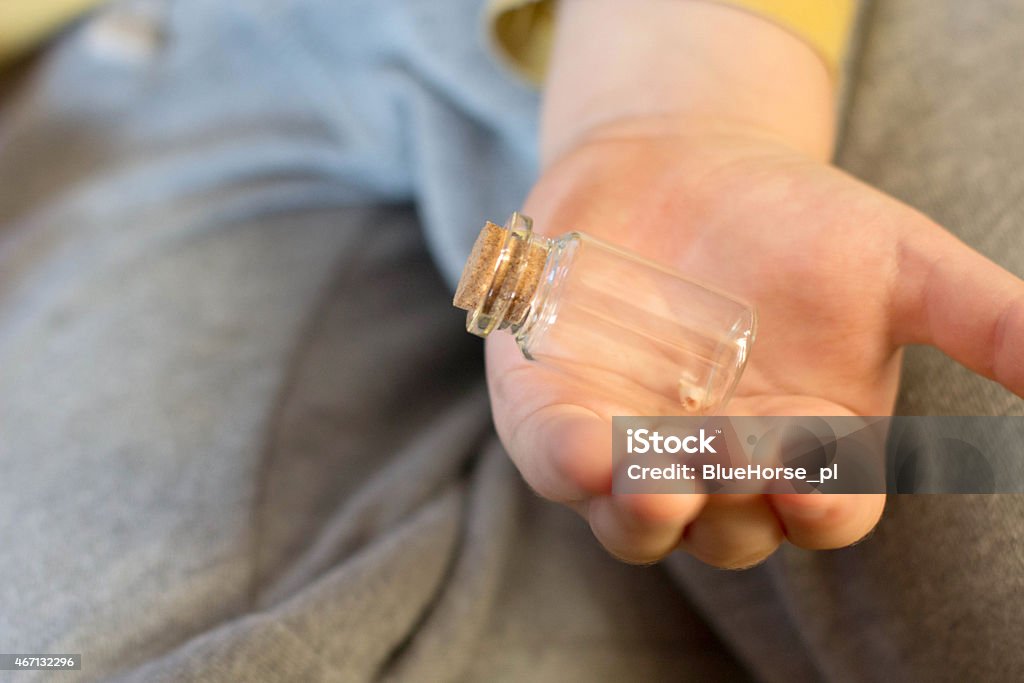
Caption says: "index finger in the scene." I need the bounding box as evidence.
[486,332,617,502]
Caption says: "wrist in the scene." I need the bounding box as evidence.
[540,0,836,164]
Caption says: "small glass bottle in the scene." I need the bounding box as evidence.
[453,213,756,415]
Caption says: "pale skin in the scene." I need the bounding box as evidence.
[486,0,1024,567]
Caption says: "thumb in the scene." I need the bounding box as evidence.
[890,216,1024,396]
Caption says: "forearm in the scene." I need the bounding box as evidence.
[540,0,836,165]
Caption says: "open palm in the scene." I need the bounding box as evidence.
[487,125,1024,567]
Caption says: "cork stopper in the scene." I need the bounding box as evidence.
[453,213,550,337]
[452,221,505,312]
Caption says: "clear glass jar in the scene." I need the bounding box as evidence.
[453,213,756,415]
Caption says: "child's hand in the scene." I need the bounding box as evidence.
[487,118,1023,566]
[484,0,1024,566]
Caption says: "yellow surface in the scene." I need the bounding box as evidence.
[0,0,106,65]
[487,0,856,84]
[722,0,856,73]
[486,0,556,85]
[1,0,855,82]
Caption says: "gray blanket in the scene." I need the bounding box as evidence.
[1,0,1021,681]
